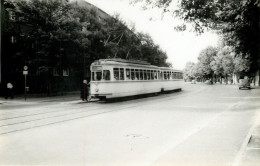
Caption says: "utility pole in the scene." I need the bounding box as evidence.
[83,20,90,101]
[23,65,28,100]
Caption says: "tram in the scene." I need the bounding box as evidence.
[90,58,183,100]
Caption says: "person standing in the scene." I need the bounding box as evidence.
[81,80,90,101]
[5,82,14,99]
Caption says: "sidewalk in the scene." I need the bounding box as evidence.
[239,113,260,166]
[0,91,82,105]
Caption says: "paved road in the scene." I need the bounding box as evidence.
[0,83,259,166]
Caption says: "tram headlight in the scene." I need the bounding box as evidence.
[95,88,99,92]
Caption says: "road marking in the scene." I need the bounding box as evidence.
[232,112,260,166]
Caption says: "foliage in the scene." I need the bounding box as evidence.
[183,62,196,80]
[3,0,170,94]
[197,46,217,78]
[130,0,260,72]
[184,45,251,81]
[233,55,251,73]
[6,0,171,68]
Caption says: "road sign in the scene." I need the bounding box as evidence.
[23,71,28,75]
[24,66,28,70]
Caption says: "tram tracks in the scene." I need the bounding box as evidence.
[0,89,191,135]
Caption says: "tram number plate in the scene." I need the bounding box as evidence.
[92,66,102,71]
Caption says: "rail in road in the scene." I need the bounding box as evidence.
[0,88,193,135]
[0,84,257,136]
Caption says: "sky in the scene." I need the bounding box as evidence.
[85,0,219,69]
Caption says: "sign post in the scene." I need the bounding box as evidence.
[23,66,28,101]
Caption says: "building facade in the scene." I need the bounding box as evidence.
[0,0,117,96]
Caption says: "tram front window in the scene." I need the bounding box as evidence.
[92,72,102,81]
[103,70,110,80]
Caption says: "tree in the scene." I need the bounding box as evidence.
[210,46,235,83]
[234,55,250,74]
[3,0,172,94]
[102,15,170,67]
[197,46,217,79]
[130,0,260,74]
[183,62,196,81]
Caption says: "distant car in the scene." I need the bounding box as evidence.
[239,78,250,90]
[205,80,213,85]
[191,80,196,84]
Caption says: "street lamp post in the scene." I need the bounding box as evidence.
[23,65,28,101]
[82,21,90,101]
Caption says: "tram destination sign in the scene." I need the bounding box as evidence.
[92,66,102,71]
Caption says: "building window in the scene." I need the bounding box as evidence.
[9,11,16,21]
[63,69,69,76]
[53,68,59,76]
[10,36,16,44]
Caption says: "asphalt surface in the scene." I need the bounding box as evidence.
[0,83,259,166]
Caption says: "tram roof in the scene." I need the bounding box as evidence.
[92,58,159,68]
[92,59,182,72]
[96,58,151,65]
[159,67,183,72]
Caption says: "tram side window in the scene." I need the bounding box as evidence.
[160,71,163,80]
[131,69,135,80]
[178,73,182,79]
[103,70,110,80]
[120,68,124,80]
[163,72,167,80]
[151,70,154,80]
[147,70,151,80]
[144,70,147,80]
[140,70,144,80]
[113,68,119,80]
[173,72,177,79]
[126,68,130,80]
[135,69,140,80]
[153,70,156,80]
